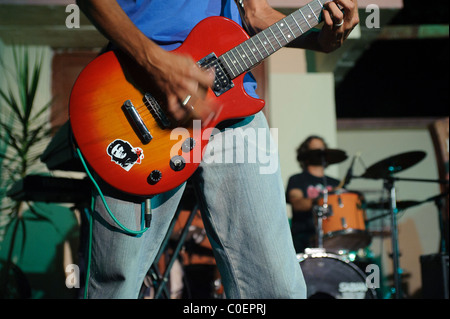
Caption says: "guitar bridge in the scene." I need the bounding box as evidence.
[198,53,233,97]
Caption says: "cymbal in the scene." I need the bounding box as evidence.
[365,200,421,211]
[297,149,348,165]
[361,151,426,179]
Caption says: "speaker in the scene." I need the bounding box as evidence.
[420,254,449,299]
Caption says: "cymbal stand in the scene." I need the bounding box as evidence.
[315,188,329,248]
[314,156,331,249]
[384,176,402,299]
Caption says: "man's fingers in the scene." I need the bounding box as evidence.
[163,53,218,125]
[192,64,215,89]
[189,98,220,128]
[322,8,333,29]
[167,94,187,122]
[324,1,344,25]
[335,0,357,19]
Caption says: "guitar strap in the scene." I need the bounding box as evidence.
[233,0,257,36]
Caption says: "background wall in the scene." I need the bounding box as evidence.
[266,45,446,298]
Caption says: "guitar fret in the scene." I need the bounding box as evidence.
[250,37,266,60]
[275,23,288,43]
[260,37,271,56]
[223,59,235,79]
[282,18,296,41]
[268,27,283,48]
[235,45,250,70]
[244,40,258,64]
[259,31,276,54]
[294,11,309,32]
[229,49,244,74]
[312,1,325,23]
[291,12,304,33]
[299,9,311,28]
[239,45,253,67]
[308,3,319,21]
[223,53,236,77]
[253,34,268,59]
[223,52,239,77]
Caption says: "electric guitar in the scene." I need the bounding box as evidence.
[69,0,326,196]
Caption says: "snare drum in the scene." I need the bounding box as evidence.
[297,252,377,299]
[318,191,371,251]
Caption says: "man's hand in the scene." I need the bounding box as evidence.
[318,0,360,53]
[142,48,216,126]
[77,0,217,127]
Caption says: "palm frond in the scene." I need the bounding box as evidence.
[0,45,53,254]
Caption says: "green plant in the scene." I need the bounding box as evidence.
[0,46,53,298]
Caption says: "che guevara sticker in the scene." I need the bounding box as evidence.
[107,139,144,171]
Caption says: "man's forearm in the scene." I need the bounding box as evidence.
[76,0,162,67]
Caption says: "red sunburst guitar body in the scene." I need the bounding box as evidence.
[69,17,264,196]
[70,1,323,196]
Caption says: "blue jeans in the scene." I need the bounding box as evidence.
[85,112,306,298]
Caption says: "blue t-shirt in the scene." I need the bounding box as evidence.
[116,0,258,98]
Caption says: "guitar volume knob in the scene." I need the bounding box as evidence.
[170,156,186,171]
[181,138,196,152]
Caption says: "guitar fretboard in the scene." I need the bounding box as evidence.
[220,0,325,79]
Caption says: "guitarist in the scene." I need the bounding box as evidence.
[76,0,359,298]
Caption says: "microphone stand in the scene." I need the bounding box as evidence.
[384,175,403,299]
[351,174,403,298]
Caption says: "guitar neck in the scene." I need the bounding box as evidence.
[220,0,326,79]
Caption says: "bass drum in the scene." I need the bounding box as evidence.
[298,253,377,299]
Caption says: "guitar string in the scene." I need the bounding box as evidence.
[129,6,320,124]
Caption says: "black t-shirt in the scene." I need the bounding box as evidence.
[286,171,340,234]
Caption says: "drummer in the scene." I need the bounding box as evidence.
[286,135,343,253]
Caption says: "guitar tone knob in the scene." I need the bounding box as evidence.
[147,170,162,185]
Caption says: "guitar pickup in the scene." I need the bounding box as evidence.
[122,100,153,144]
[197,52,233,97]
[143,93,171,129]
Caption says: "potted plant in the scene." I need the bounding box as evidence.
[0,46,53,298]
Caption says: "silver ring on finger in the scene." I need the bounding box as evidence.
[334,20,344,27]
[181,95,192,107]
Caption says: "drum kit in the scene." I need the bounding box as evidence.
[296,148,449,299]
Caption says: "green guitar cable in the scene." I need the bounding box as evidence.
[76,147,150,235]
[77,147,151,298]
